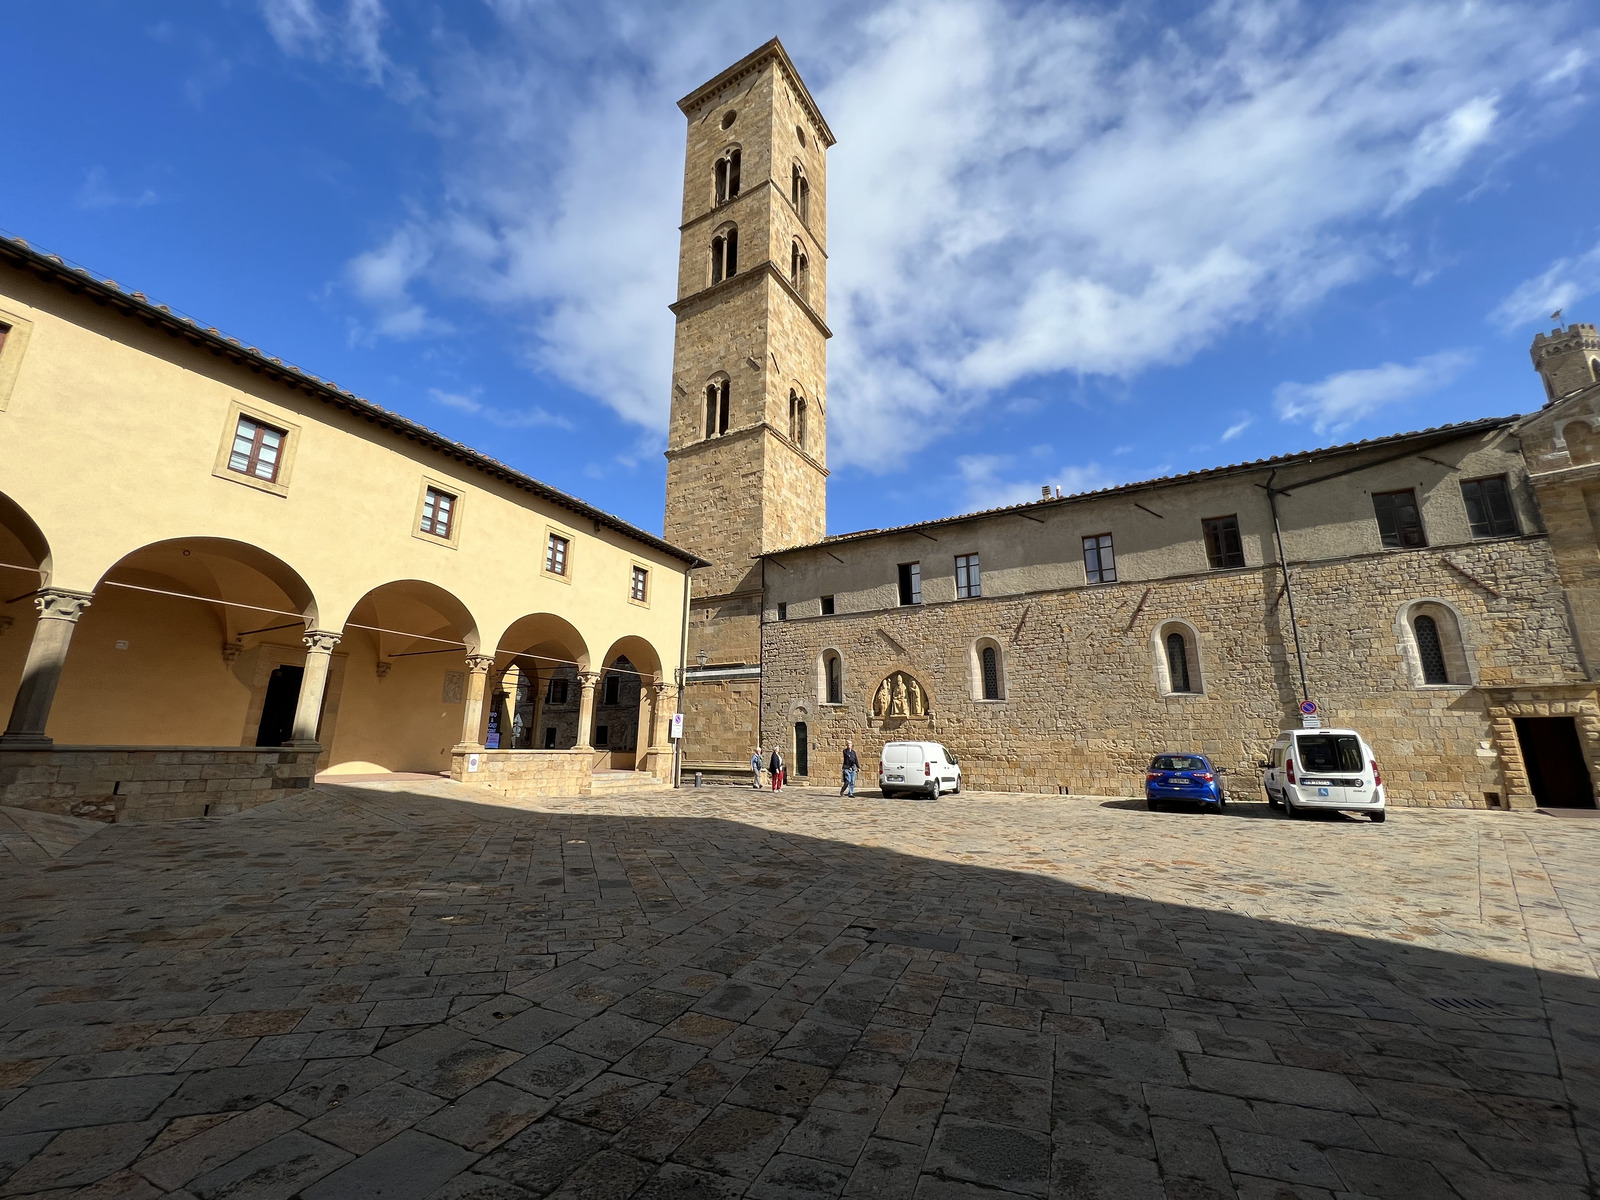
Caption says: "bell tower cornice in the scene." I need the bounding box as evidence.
[677,38,836,149]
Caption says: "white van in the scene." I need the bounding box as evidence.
[1260,728,1386,822]
[880,741,961,799]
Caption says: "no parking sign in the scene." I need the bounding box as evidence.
[1300,700,1318,716]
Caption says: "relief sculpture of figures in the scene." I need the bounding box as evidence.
[873,671,929,718]
[874,677,892,717]
[891,674,908,716]
[907,676,924,716]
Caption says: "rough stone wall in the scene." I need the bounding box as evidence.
[760,539,1583,807]
[680,677,761,771]
[688,593,762,668]
[0,746,318,822]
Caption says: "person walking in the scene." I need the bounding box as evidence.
[769,746,784,792]
[750,747,764,789]
[840,740,859,797]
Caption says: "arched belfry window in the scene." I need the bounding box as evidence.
[791,164,810,223]
[703,378,729,439]
[981,647,999,700]
[711,226,738,284]
[789,389,807,449]
[970,638,1005,701]
[1414,615,1448,685]
[790,240,809,295]
[714,148,742,205]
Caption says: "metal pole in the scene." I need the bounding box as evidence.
[1266,469,1311,706]
[673,561,691,789]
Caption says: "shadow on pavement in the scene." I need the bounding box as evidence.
[0,784,1592,1198]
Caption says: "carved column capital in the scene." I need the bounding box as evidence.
[301,629,342,655]
[653,680,670,698]
[578,670,601,690]
[466,654,496,675]
[375,660,393,680]
[0,615,14,639]
[221,642,242,665]
[34,588,93,623]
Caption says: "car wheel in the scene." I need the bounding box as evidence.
[882,789,895,799]
[1210,801,1223,813]
[1282,793,1297,818]
[1371,810,1386,823]
[1147,796,1160,811]
[1265,787,1279,809]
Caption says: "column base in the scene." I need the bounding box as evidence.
[0,733,53,749]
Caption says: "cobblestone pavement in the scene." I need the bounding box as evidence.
[1,781,1597,1199]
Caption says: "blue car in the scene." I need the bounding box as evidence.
[1145,753,1225,812]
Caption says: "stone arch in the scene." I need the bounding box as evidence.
[1396,598,1475,688]
[1561,419,1600,466]
[817,647,845,706]
[969,637,1006,701]
[1153,618,1204,696]
[870,669,931,719]
[43,536,323,749]
[495,613,593,752]
[322,579,482,774]
[0,492,55,734]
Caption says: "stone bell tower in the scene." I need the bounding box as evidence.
[663,39,833,769]
[1531,321,1600,403]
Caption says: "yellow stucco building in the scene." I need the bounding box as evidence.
[0,235,698,820]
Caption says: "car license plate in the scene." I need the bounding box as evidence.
[889,775,903,782]
[1317,787,1330,796]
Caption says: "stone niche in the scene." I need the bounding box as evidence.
[869,671,932,727]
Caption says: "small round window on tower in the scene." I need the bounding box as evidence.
[721,110,736,130]
[796,124,807,147]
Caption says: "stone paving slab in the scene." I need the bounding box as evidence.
[0,779,1596,1197]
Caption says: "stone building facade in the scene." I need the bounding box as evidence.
[666,45,1600,809]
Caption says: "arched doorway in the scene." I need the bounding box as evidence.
[48,538,318,748]
[794,721,809,778]
[330,580,480,774]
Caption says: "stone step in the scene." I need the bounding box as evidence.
[589,771,673,795]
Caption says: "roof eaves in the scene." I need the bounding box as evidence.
[0,234,707,569]
[762,415,1519,557]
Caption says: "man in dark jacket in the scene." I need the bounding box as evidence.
[840,741,859,797]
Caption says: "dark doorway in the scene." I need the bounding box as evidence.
[794,721,809,777]
[255,665,303,747]
[1514,717,1596,808]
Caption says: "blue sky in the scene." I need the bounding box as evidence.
[5,1,1598,538]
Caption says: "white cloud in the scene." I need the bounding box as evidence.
[259,0,396,85]
[345,227,441,340]
[1274,350,1473,435]
[428,387,574,430]
[1492,236,1600,328]
[1221,417,1253,442]
[76,167,159,210]
[261,0,1593,463]
[956,454,1113,510]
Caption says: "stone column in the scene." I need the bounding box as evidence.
[1,589,94,747]
[574,671,601,751]
[454,655,495,751]
[286,630,341,748]
[633,679,657,769]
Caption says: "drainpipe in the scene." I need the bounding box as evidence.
[1266,468,1311,707]
[674,563,691,789]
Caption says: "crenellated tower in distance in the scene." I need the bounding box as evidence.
[663,39,833,768]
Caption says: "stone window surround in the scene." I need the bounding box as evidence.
[411,475,463,550]
[1394,597,1476,689]
[541,524,576,585]
[1152,618,1205,698]
[817,647,845,706]
[968,637,1006,702]
[0,302,35,411]
[629,562,651,608]
[211,400,302,499]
